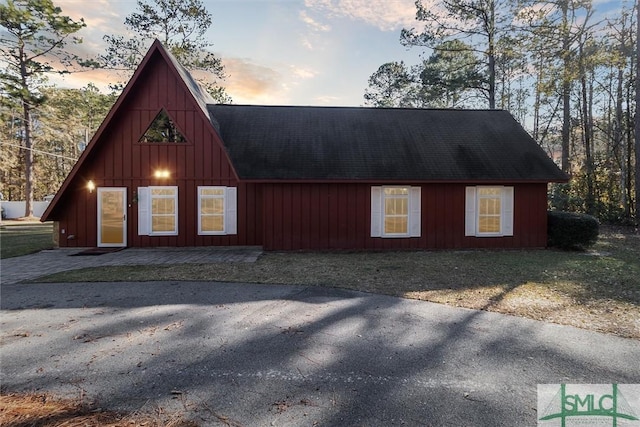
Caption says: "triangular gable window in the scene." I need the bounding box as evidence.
[139,109,187,143]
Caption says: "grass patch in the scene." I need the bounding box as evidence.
[35,227,640,338]
[0,221,54,259]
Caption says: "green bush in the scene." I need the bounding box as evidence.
[547,211,599,250]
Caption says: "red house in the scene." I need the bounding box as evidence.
[41,40,568,251]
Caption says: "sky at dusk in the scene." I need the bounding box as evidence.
[51,0,623,107]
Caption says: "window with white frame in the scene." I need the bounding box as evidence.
[151,187,178,234]
[197,186,237,235]
[465,186,514,237]
[371,186,421,238]
[137,186,178,236]
[384,187,409,234]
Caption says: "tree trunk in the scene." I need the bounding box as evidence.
[615,66,627,216]
[22,101,34,218]
[533,54,543,141]
[562,83,571,173]
[560,0,571,174]
[580,68,594,214]
[635,0,640,225]
[487,0,496,109]
[578,41,595,215]
[627,91,634,220]
[18,40,35,218]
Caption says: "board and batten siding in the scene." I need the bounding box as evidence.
[50,52,262,247]
[44,42,557,252]
[261,182,549,250]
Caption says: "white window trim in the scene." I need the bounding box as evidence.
[137,186,178,236]
[371,186,421,238]
[150,186,178,236]
[465,186,514,237]
[197,186,237,236]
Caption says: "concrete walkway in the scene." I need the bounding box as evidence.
[1,246,262,285]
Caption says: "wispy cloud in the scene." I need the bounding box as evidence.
[305,0,417,31]
[56,0,125,46]
[298,9,332,51]
[49,68,122,93]
[290,66,317,80]
[221,57,286,104]
[300,37,314,50]
[218,57,324,105]
[300,10,331,32]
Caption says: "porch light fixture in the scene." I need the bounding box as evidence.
[87,180,95,193]
[154,169,170,179]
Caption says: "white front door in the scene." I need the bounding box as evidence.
[98,187,127,247]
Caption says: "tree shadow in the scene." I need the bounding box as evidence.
[2,281,639,426]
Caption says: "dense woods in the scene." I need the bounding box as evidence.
[0,85,115,203]
[367,0,639,224]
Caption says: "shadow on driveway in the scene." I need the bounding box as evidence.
[1,281,639,426]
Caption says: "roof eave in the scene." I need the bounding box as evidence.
[234,177,570,185]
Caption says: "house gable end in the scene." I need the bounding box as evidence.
[42,40,238,222]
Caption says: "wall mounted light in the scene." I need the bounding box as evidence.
[87,180,95,193]
[154,170,170,179]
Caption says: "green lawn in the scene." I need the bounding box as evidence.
[0,222,54,259]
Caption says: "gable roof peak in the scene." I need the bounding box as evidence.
[41,38,224,222]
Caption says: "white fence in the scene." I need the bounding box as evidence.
[1,201,51,219]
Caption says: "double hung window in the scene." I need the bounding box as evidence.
[137,186,178,236]
[465,186,514,237]
[371,186,421,238]
[197,186,237,235]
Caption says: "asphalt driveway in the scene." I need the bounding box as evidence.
[1,280,639,426]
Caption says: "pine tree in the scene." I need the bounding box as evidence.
[0,0,85,217]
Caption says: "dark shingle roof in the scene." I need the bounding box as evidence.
[161,44,218,126]
[208,105,567,182]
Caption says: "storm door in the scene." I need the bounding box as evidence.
[97,187,127,247]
